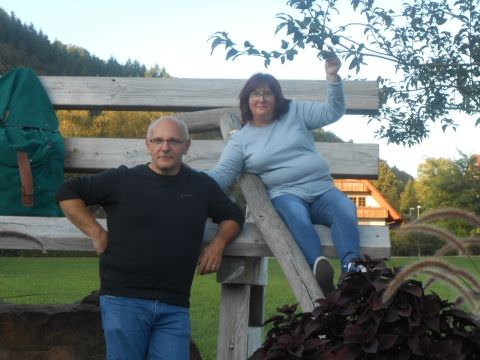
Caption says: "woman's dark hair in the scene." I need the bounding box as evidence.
[239,73,291,124]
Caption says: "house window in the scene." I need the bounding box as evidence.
[348,196,366,207]
[357,197,366,207]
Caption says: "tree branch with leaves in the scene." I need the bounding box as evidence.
[209,0,480,145]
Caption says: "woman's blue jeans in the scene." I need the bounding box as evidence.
[100,295,191,360]
[271,187,360,271]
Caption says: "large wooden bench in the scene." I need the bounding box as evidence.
[0,76,386,359]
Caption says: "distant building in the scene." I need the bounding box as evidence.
[335,179,403,227]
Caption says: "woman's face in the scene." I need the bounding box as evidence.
[248,85,276,121]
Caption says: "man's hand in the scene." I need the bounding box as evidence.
[197,219,241,275]
[59,198,108,256]
[197,240,225,275]
[91,229,108,255]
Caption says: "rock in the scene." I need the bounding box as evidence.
[0,294,203,360]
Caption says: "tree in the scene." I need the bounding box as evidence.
[145,64,170,78]
[416,153,480,214]
[390,166,413,193]
[374,160,400,209]
[209,0,480,145]
[399,179,418,216]
[58,110,171,139]
[311,128,344,142]
[0,8,166,77]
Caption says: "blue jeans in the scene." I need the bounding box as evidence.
[100,295,191,360]
[271,187,360,271]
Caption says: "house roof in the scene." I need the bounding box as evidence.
[335,179,403,224]
[361,180,403,224]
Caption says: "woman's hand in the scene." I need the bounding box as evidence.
[325,55,341,82]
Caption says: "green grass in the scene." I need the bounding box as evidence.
[0,257,100,304]
[1,256,479,359]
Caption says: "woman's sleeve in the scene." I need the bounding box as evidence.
[302,80,346,130]
[206,134,244,191]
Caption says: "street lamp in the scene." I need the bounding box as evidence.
[416,205,422,256]
[416,205,422,218]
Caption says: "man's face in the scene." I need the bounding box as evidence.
[146,119,190,175]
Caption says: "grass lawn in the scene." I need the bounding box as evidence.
[0,256,478,359]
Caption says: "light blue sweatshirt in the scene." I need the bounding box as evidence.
[207,81,346,203]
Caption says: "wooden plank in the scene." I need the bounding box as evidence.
[247,327,263,357]
[249,285,266,327]
[39,77,378,114]
[0,216,390,258]
[63,137,379,178]
[217,284,250,360]
[176,108,236,133]
[238,174,324,310]
[216,256,267,357]
[217,256,268,285]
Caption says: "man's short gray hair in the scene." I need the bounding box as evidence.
[146,116,190,140]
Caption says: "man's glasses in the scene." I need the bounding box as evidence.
[148,138,184,147]
[249,91,274,101]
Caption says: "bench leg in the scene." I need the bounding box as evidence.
[217,284,250,360]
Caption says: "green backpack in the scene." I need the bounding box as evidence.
[0,67,65,216]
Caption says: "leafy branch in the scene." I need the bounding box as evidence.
[209,0,480,145]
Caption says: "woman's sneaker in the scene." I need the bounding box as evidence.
[344,260,367,274]
[313,256,335,295]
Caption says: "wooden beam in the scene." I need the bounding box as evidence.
[217,256,268,285]
[237,174,324,310]
[0,216,390,258]
[39,76,378,114]
[63,137,379,179]
[217,284,250,360]
[176,108,236,133]
[216,256,267,357]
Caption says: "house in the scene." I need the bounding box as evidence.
[335,179,403,227]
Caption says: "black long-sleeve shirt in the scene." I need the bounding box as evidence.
[56,164,244,307]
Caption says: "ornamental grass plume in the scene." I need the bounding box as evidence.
[390,208,480,313]
[381,258,480,312]
[410,208,480,227]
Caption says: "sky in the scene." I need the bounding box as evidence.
[1,0,478,177]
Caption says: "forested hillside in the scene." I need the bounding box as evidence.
[0,8,167,77]
[0,7,172,140]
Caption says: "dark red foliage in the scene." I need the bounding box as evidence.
[249,256,480,360]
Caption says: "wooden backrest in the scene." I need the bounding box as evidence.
[39,76,379,178]
[40,76,378,114]
[0,76,386,261]
[64,138,379,178]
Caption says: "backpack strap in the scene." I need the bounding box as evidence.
[16,151,34,207]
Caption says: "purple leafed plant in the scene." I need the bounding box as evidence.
[250,256,480,360]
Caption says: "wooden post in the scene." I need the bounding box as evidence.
[217,283,250,360]
[217,256,268,359]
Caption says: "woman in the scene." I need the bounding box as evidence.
[207,57,364,294]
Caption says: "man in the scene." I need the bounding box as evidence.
[57,116,244,360]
